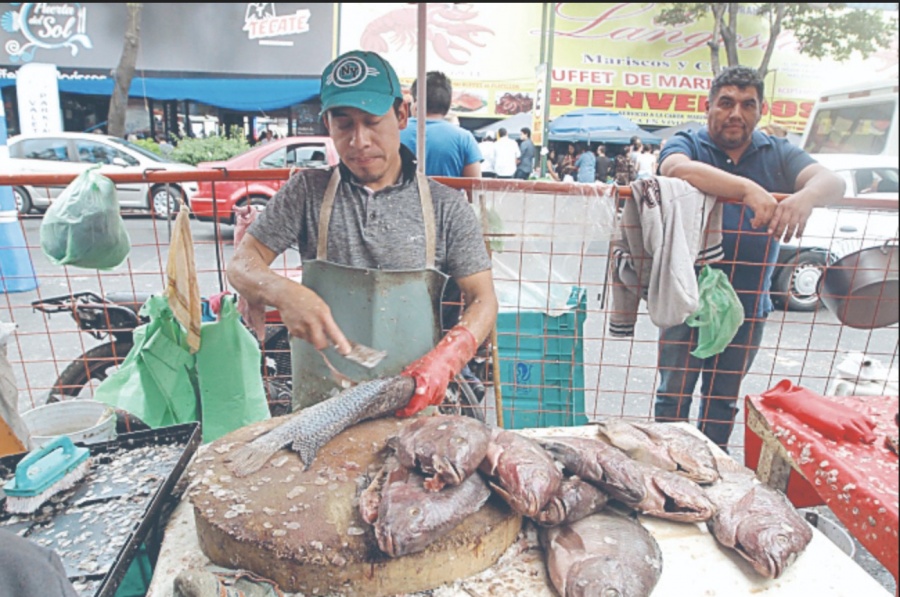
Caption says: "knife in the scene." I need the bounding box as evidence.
[342,341,387,369]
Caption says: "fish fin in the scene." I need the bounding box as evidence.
[228,443,277,477]
[290,439,317,471]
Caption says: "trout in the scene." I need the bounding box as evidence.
[228,376,415,476]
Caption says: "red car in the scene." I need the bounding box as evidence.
[192,136,339,224]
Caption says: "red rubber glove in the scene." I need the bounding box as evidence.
[761,379,877,444]
[396,325,478,418]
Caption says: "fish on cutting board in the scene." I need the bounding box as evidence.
[538,436,646,506]
[534,476,609,527]
[391,414,491,491]
[540,511,663,597]
[364,453,491,558]
[227,376,415,476]
[704,461,813,579]
[480,428,562,518]
[596,420,719,484]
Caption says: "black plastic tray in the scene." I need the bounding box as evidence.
[0,422,201,597]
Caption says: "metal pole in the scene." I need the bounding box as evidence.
[542,4,555,172]
[416,3,427,174]
[538,3,549,177]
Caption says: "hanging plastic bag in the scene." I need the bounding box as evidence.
[39,166,131,270]
[93,295,198,428]
[195,296,270,442]
[684,265,744,359]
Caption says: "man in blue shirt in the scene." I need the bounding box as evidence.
[574,143,596,183]
[515,127,535,180]
[655,66,844,449]
[400,71,481,177]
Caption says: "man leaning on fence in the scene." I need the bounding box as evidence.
[654,66,845,450]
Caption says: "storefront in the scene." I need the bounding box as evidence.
[0,3,334,137]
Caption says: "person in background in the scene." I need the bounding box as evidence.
[629,135,643,167]
[493,127,520,179]
[654,65,845,449]
[515,127,536,180]
[612,145,637,185]
[400,70,481,177]
[636,144,656,179]
[479,132,497,178]
[546,147,561,181]
[574,142,596,183]
[759,122,788,138]
[595,144,611,182]
[557,142,577,181]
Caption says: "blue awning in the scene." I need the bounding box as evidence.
[0,76,320,112]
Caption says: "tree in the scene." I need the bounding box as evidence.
[655,3,897,79]
[107,3,142,138]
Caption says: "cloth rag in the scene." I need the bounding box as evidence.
[166,205,202,353]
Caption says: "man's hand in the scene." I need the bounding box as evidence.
[768,193,815,243]
[275,283,351,355]
[740,183,778,230]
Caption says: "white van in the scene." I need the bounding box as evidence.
[773,80,899,311]
[801,78,898,157]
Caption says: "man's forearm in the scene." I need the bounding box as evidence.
[227,245,292,310]
[662,159,759,199]
[458,297,498,346]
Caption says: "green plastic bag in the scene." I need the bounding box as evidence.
[684,265,745,359]
[40,166,131,270]
[195,296,270,442]
[94,295,199,428]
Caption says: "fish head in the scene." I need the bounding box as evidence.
[597,451,646,505]
[567,555,657,597]
[647,472,716,522]
[431,454,465,486]
[375,490,430,558]
[734,515,811,578]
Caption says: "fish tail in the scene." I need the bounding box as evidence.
[228,442,279,477]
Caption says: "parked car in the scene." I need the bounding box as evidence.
[772,154,899,311]
[6,132,199,217]
[191,136,339,225]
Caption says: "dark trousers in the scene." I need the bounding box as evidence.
[654,316,767,449]
[514,169,530,180]
[482,172,497,178]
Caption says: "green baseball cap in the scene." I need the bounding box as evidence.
[320,50,403,117]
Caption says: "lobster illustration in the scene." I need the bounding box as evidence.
[360,4,494,66]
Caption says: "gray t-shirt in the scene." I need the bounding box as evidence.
[247,156,491,279]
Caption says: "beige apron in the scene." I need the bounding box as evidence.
[290,169,448,409]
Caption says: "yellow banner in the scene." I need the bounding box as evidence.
[338,3,896,132]
[547,3,896,132]
[339,3,542,118]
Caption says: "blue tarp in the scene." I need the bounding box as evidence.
[548,108,661,144]
[0,76,320,112]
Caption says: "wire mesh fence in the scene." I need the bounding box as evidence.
[0,170,897,455]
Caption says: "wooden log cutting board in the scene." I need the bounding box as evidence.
[189,416,522,596]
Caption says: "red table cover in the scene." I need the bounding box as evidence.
[747,393,899,581]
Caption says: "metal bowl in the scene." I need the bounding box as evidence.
[819,243,899,329]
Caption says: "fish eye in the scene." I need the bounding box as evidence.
[776,534,789,546]
[605,589,621,597]
[452,436,466,444]
[408,507,421,517]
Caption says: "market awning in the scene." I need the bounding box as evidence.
[0,76,320,112]
[548,108,661,144]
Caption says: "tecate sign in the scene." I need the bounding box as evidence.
[243,3,310,47]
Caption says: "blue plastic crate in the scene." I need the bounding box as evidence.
[496,286,588,429]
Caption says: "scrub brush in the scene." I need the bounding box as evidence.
[3,435,91,515]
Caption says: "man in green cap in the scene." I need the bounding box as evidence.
[228,50,497,415]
